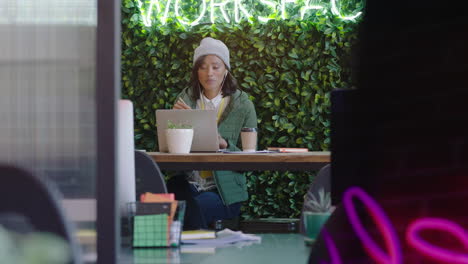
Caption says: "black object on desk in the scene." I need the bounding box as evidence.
[239,218,299,233]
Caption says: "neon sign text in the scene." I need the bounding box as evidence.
[136,0,362,27]
[321,187,468,263]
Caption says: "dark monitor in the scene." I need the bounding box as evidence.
[330,88,371,205]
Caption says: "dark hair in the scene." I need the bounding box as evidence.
[189,55,239,101]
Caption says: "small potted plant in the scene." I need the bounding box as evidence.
[165,121,193,154]
[303,188,333,244]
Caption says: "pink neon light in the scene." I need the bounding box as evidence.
[406,218,468,264]
[323,229,342,264]
[343,187,402,264]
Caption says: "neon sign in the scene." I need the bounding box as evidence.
[407,218,468,263]
[321,186,468,263]
[343,187,402,264]
[322,229,342,264]
[136,0,362,27]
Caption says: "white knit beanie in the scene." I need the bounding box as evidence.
[193,37,230,69]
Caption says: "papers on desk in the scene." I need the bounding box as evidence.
[181,239,260,254]
[181,228,261,246]
[181,229,216,240]
[267,147,309,153]
[220,150,276,154]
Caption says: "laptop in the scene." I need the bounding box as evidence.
[155,109,219,152]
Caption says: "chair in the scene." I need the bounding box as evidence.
[299,164,331,234]
[0,164,80,264]
[134,150,168,200]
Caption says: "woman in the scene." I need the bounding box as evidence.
[167,37,257,229]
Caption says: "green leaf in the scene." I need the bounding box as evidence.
[277,136,288,143]
[274,98,280,106]
[130,13,139,23]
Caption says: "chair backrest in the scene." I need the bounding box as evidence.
[299,164,331,234]
[134,150,168,199]
[0,164,80,264]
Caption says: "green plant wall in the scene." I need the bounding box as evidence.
[122,0,363,219]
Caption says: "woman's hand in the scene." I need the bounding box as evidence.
[218,134,228,149]
[173,98,191,109]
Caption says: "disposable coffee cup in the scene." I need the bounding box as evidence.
[241,127,257,152]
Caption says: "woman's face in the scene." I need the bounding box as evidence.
[197,55,227,95]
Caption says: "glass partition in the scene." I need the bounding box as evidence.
[0,0,98,262]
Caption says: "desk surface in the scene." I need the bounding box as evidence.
[148,151,330,171]
[119,233,310,264]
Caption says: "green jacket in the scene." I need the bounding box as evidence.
[176,88,257,205]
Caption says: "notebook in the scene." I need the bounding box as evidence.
[156,109,219,152]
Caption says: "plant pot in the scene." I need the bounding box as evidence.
[303,211,331,245]
[165,129,194,154]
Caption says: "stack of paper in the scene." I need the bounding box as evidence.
[181,228,261,246]
[267,147,309,152]
[181,230,216,240]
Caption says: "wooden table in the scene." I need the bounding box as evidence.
[148,151,330,171]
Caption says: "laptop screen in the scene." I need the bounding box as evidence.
[155,109,219,152]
